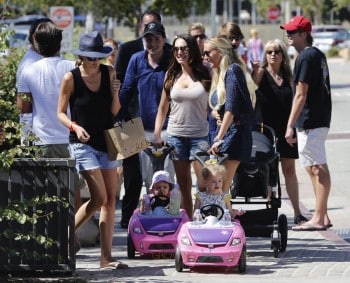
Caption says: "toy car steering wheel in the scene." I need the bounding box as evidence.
[200,204,224,220]
[150,195,170,210]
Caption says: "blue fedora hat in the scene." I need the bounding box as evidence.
[72,31,113,58]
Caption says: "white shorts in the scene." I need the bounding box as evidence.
[296,127,329,167]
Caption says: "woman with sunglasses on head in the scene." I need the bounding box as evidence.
[57,31,128,270]
[152,34,211,217]
[250,39,307,225]
[205,36,254,194]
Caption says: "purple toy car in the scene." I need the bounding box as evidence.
[175,204,247,273]
[127,195,190,259]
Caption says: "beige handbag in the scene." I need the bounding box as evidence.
[104,118,149,160]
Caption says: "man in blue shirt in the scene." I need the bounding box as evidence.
[117,21,173,227]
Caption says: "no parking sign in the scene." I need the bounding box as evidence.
[50,6,74,52]
[267,6,280,22]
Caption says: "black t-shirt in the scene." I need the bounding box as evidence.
[293,46,332,129]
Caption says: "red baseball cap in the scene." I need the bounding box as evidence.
[280,16,312,33]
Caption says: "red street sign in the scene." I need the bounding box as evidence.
[267,7,280,22]
[51,7,73,29]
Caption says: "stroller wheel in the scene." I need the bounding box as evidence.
[273,245,279,258]
[278,214,288,252]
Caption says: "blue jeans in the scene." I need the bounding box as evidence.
[167,135,209,161]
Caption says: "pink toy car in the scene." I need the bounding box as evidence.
[175,204,247,273]
[127,195,190,259]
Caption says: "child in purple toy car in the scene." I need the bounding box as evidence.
[194,163,245,220]
[140,170,180,214]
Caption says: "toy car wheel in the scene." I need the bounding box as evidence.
[127,233,135,259]
[175,246,183,272]
[238,244,247,273]
[278,214,288,252]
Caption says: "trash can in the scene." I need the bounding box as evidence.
[0,158,75,274]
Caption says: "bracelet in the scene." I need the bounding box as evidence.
[213,137,223,143]
[68,121,77,132]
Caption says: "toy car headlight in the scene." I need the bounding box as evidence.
[133,226,143,234]
[231,238,241,246]
[180,236,192,246]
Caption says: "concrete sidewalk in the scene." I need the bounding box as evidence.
[73,161,350,283]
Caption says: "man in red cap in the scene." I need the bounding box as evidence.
[281,16,332,231]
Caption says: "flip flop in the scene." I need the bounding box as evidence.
[100,261,129,270]
[294,214,308,224]
[292,223,327,231]
[326,223,333,228]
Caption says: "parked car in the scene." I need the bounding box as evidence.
[11,14,47,26]
[0,26,29,57]
[338,30,350,48]
[312,25,348,53]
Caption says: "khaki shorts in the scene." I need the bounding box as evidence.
[38,144,86,190]
[296,127,329,167]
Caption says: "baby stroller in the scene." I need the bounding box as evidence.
[231,123,288,258]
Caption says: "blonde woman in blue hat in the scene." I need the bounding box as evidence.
[57,31,127,269]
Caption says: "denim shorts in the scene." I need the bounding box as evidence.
[167,135,209,161]
[70,143,121,172]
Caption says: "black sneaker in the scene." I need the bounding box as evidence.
[117,222,128,229]
[294,214,308,224]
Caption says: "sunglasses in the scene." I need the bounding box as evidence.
[173,46,190,53]
[229,35,240,41]
[86,57,103,61]
[266,49,281,55]
[286,30,300,36]
[203,50,215,57]
[192,34,206,40]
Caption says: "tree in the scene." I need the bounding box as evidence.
[8,0,211,36]
[253,0,350,23]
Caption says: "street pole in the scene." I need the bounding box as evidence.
[211,0,217,37]
[228,0,233,21]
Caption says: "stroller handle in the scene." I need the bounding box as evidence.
[143,142,174,172]
[194,151,228,166]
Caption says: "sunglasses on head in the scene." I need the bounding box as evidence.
[86,57,103,61]
[173,46,190,53]
[266,49,281,55]
[192,34,206,40]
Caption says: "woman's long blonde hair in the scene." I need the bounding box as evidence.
[208,36,244,111]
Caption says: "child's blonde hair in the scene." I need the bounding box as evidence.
[202,163,226,180]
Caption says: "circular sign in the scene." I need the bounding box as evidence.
[51,7,73,29]
[267,7,280,22]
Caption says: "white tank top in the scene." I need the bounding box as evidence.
[167,81,208,138]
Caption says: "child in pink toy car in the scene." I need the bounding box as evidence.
[140,170,181,215]
[194,163,245,220]
[175,163,247,272]
[127,170,188,259]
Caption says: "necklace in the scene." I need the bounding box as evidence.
[267,68,282,81]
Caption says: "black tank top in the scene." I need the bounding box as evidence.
[69,64,114,152]
[256,69,293,137]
